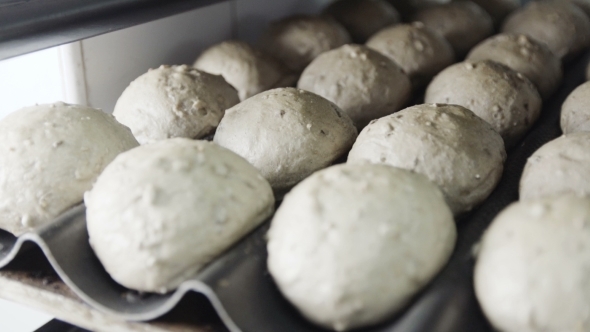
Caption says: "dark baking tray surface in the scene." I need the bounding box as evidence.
[0,52,588,332]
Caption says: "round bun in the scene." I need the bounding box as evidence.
[469,0,520,26]
[348,103,506,215]
[425,60,542,148]
[85,138,274,293]
[0,102,138,235]
[411,2,493,58]
[475,195,590,332]
[322,0,401,43]
[268,163,456,331]
[502,1,590,60]
[366,22,455,88]
[193,40,293,101]
[113,65,239,144]
[520,132,590,200]
[561,81,590,134]
[467,34,562,100]
[214,88,358,197]
[297,44,411,128]
[258,15,351,73]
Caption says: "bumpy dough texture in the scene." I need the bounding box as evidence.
[258,15,351,73]
[0,102,138,235]
[468,34,562,100]
[520,132,590,200]
[85,139,274,293]
[470,0,520,26]
[425,60,542,148]
[113,65,239,144]
[411,2,493,58]
[475,195,590,332]
[193,40,292,101]
[502,1,590,60]
[214,88,358,197]
[561,81,590,134]
[322,0,400,43]
[297,44,411,128]
[348,104,506,215]
[366,22,455,88]
[268,164,456,331]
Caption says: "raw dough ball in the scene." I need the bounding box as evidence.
[561,81,590,134]
[258,15,351,73]
[366,22,455,88]
[411,2,494,58]
[194,40,293,101]
[113,65,239,144]
[520,132,590,200]
[85,138,274,293]
[475,195,590,332]
[297,44,412,128]
[214,88,358,197]
[268,163,456,331]
[0,102,138,236]
[348,103,506,215]
[469,0,520,27]
[467,34,563,100]
[322,0,401,43]
[502,1,590,61]
[425,60,542,148]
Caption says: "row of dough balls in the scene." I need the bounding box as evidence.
[474,48,590,332]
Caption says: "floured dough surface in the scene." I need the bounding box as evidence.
[85,138,274,293]
[297,44,412,128]
[561,81,590,134]
[214,87,358,197]
[502,1,590,60]
[0,102,139,235]
[113,65,239,144]
[348,103,506,215]
[411,2,493,57]
[520,132,590,200]
[366,22,455,88]
[258,15,351,73]
[193,40,292,101]
[268,164,456,331]
[425,60,542,148]
[467,34,562,100]
[475,195,590,332]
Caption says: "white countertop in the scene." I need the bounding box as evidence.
[0,298,52,332]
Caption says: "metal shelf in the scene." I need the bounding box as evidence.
[0,0,226,60]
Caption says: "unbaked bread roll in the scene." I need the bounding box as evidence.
[475,195,590,332]
[214,88,357,197]
[467,34,562,100]
[366,22,455,88]
[425,60,542,148]
[85,138,274,293]
[469,0,520,27]
[297,44,412,128]
[0,102,138,236]
[561,81,590,134]
[502,1,590,61]
[193,40,294,101]
[268,163,456,331]
[411,2,493,58]
[322,0,401,43]
[258,15,351,73]
[520,132,590,200]
[348,103,506,215]
[113,65,239,144]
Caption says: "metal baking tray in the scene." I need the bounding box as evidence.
[1,51,588,332]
